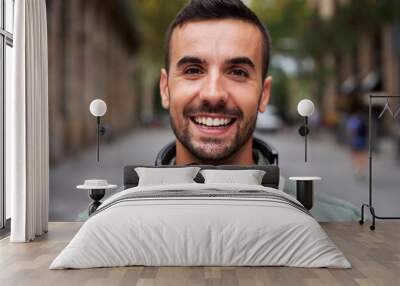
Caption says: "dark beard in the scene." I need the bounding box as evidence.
[169,100,257,162]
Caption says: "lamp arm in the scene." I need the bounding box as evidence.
[305,116,308,162]
[97,117,100,162]
[96,117,106,162]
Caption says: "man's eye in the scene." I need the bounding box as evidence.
[184,67,202,75]
[229,69,249,77]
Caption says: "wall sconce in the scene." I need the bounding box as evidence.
[89,99,107,162]
[297,99,314,162]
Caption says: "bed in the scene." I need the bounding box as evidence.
[50,165,350,269]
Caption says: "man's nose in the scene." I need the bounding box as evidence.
[199,71,228,105]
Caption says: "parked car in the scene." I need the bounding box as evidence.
[256,106,284,132]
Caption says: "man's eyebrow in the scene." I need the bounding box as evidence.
[225,57,255,69]
[176,56,206,68]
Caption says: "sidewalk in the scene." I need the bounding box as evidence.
[255,128,400,218]
[50,128,176,221]
[50,127,400,221]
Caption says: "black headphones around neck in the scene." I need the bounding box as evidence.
[154,136,278,166]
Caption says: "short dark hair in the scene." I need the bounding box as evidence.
[164,0,272,79]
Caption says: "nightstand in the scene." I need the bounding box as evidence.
[289,177,321,210]
[77,179,117,215]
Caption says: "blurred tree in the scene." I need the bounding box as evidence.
[251,0,400,118]
[303,0,400,57]
[252,0,400,62]
[251,0,312,54]
[132,0,186,65]
[130,0,186,118]
[250,0,313,117]
[268,67,290,121]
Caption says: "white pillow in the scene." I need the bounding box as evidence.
[135,167,201,186]
[200,169,266,185]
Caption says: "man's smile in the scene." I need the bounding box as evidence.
[190,114,237,127]
[188,113,238,136]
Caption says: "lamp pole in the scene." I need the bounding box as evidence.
[305,116,308,162]
[97,117,100,162]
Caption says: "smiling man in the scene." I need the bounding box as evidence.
[155,0,361,222]
[159,0,272,165]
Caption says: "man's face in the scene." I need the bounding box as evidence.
[160,19,272,161]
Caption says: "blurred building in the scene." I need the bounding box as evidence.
[46,0,140,164]
[309,0,400,136]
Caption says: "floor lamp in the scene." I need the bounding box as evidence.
[297,99,315,162]
[89,99,107,162]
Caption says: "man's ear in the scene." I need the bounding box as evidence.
[160,68,170,109]
[258,76,272,113]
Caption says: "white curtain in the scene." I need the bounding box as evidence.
[8,0,49,242]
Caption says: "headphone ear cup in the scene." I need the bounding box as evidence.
[252,137,279,165]
[155,141,176,166]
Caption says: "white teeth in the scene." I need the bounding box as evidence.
[193,116,233,127]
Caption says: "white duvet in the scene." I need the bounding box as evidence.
[50,183,351,269]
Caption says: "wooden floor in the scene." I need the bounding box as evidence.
[0,222,399,286]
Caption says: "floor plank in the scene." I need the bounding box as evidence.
[0,222,399,286]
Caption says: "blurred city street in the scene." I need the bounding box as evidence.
[50,127,400,222]
[43,0,400,226]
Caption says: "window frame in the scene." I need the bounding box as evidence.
[0,0,14,230]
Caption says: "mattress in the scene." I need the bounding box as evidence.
[50,183,351,269]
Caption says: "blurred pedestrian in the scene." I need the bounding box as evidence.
[346,99,368,180]
[393,121,400,164]
[309,108,321,135]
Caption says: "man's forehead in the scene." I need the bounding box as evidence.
[170,19,263,65]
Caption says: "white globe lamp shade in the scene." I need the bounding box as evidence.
[90,99,107,117]
[297,99,315,117]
